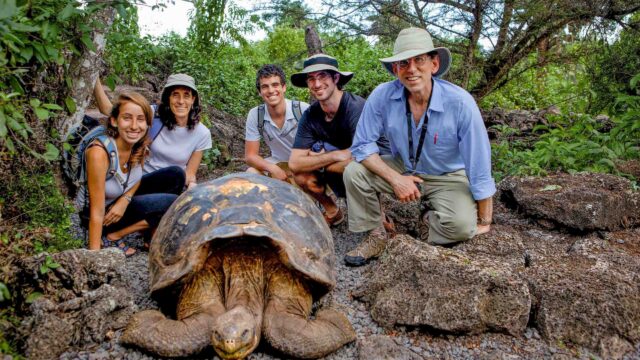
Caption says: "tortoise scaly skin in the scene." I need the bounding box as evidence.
[120,173,355,359]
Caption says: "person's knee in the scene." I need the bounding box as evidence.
[293,173,324,194]
[447,215,476,241]
[343,162,368,191]
[165,165,186,190]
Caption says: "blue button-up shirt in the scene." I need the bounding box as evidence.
[351,78,496,200]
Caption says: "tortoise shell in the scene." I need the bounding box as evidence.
[148,173,336,297]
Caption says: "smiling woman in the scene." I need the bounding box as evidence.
[78,92,185,257]
[94,73,212,191]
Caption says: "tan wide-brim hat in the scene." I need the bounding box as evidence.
[380,27,451,78]
[291,54,354,88]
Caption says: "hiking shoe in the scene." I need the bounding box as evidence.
[324,208,345,227]
[344,225,388,266]
[418,210,430,243]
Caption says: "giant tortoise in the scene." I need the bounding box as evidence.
[120,173,356,359]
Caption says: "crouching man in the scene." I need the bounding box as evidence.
[245,64,309,181]
[343,27,496,266]
[288,54,390,227]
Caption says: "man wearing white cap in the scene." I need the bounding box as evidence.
[343,27,496,266]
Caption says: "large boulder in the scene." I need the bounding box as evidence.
[499,173,640,231]
[526,232,640,359]
[11,249,137,360]
[456,224,527,270]
[355,234,531,336]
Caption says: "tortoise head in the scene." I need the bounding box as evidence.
[210,306,260,359]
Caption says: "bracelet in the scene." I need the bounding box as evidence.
[478,217,492,226]
[123,194,132,202]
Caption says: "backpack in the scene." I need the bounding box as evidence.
[257,100,302,141]
[149,104,164,141]
[62,115,119,197]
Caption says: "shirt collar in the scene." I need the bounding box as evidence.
[389,78,444,113]
[263,99,295,124]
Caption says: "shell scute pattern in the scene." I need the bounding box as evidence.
[149,173,336,296]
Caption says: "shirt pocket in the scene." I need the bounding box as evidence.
[426,126,458,162]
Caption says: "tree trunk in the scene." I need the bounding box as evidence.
[305,24,323,56]
[57,5,116,136]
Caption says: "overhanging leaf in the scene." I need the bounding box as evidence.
[25,291,43,304]
[34,107,49,120]
[43,143,59,161]
[64,97,76,114]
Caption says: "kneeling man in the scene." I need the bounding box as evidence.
[344,27,496,266]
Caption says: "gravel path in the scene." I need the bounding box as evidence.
[60,205,640,360]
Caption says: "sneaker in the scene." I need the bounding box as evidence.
[344,224,388,266]
[324,208,345,227]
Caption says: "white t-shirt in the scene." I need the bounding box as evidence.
[245,99,309,163]
[145,122,212,173]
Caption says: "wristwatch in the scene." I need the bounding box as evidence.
[123,194,133,202]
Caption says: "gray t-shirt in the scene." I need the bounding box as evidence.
[245,99,310,163]
[76,141,143,209]
[145,122,212,173]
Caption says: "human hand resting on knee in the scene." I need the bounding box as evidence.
[391,173,423,203]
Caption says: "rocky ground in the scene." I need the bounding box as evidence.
[4,100,640,359]
[5,171,640,360]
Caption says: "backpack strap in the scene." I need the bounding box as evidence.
[93,134,119,181]
[291,100,302,123]
[149,117,164,141]
[80,134,119,186]
[257,103,266,140]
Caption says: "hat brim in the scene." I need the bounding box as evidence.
[161,83,200,109]
[291,64,354,88]
[163,80,198,93]
[380,47,451,78]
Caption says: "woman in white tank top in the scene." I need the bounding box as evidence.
[83,92,184,256]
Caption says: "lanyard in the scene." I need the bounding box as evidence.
[405,82,433,173]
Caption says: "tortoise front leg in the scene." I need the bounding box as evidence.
[121,257,225,357]
[262,262,356,359]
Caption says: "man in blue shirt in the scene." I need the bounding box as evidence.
[343,27,496,266]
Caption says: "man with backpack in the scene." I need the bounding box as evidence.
[244,64,309,181]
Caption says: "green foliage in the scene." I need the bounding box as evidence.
[103,5,165,86]
[325,35,394,97]
[481,52,591,113]
[0,0,128,158]
[261,0,312,29]
[0,282,9,302]
[39,255,60,274]
[1,170,78,252]
[491,83,640,181]
[587,17,640,114]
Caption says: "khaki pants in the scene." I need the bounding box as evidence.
[343,155,477,245]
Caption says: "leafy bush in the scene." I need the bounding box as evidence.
[491,77,640,182]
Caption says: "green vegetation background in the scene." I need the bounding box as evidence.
[0,1,638,356]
